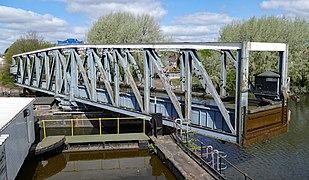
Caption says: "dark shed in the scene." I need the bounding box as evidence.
[254,71,280,100]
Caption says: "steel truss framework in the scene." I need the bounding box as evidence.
[11,42,288,144]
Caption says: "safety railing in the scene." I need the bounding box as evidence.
[175,133,253,180]
[41,117,146,139]
[173,119,253,179]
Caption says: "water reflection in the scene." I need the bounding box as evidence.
[195,95,309,179]
[17,150,175,180]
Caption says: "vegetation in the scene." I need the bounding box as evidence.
[1,32,54,86]
[219,16,309,93]
[87,12,165,44]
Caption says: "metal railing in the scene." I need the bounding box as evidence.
[41,117,146,139]
[173,119,253,180]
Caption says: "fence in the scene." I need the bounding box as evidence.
[41,117,146,139]
[173,119,253,180]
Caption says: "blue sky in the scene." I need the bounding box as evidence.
[0,0,308,53]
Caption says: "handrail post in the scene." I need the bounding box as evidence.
[219,155,222,174]
[99,118,102,136]
[71,119,74,136]
[42,120,46,139]
[117,117,120,134]
[143,117,146,134]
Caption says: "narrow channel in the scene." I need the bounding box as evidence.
[16,150,176,180]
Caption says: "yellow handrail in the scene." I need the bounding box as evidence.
[41,116,146,139]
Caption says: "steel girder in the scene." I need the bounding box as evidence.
[11,42,289,144]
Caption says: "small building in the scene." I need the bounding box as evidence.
[254,71,280,100]
[0,97,35,180]
[33,97,56,110]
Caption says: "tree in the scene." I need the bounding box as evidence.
[219,16,309,93]
[1,32,54,86]
[87,12,165,44]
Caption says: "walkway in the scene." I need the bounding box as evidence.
[151,135,216,180]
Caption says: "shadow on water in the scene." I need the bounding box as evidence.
[195,95,309,179]
[17,150,176,180]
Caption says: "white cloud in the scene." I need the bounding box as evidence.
[0,6,67,31]
[161,11,235,42]
[56,0,167,19]
[0,6,86,53]
[261,0,309,17]
[174,12,234,25]
[161,25,220,42]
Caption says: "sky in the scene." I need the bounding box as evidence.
[0,0,309,53]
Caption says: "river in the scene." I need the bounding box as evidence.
[196,95,309,179]
[17,96,308,179]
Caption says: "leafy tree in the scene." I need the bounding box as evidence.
[219,16,309,93]
[87,12,167,80]
[1,32,54,86]
[87,12,165,44]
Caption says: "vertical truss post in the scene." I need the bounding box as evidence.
[44,53,50,89]
[87,49,97,101]
[18,57,24,82]
[37,53,45,88]
[235,42,249,145]
[113,50,120,106]
[144,49,151,113]
[26,56,31,85]
[220,52,227,97]
[55,51,62,97]
[279,45,289,96]
[70,50,78,102]
[29,56,35,86]
[180,52,185,92]
[34,54,41,87]
[150,53,154,88]
[103,49,112,83]
[184,51,192,121]
[124,53,129,85]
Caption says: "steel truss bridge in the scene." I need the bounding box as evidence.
[10,42,288,145]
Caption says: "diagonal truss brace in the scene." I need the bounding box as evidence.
[188,50,235,134]
[146,49,184,120]
[71,50,93,100]
[125,49,143,83]
[114,49,144,112]
[90,49,115,105]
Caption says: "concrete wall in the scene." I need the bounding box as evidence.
[0,101,35,180]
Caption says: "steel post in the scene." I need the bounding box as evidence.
[184,51,192,121]
[113,51,120,106]
[220,52,227,97]
[144,49,150,113]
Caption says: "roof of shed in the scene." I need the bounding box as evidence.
[0,97,35,130]
[256,71,280,78]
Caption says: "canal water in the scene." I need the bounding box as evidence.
[196,95,309,179]
[16,150,176,180]
[17,95,308,179]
